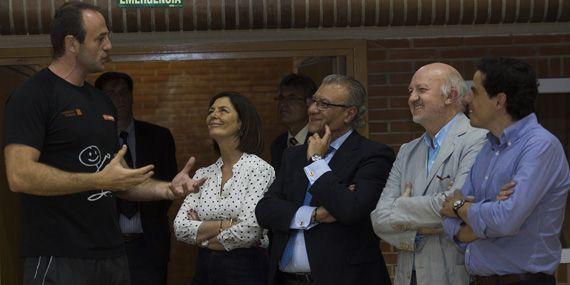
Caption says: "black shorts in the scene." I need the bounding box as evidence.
[23,255,130,285]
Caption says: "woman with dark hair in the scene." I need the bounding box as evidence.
[174,92,274,285]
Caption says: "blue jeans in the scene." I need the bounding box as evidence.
[192,247,268,285]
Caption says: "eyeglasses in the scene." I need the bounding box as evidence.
[311,96,353,111]
[274,94,307,103]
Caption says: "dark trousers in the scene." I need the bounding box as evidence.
[23,255,130,285]
[191,247,268,285]
[125,237,168,285]
[276,272,314,285]
[470,273,556,285]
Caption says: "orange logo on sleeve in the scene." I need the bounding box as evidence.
[61,109,84,117]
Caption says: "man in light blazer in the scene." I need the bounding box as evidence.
[256,75,395,285]
[371,63,487,285]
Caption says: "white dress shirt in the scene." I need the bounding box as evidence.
[174,153,275,250]
[288,124,309,146]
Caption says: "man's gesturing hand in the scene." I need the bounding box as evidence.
[98,145,155,191]
[168,157,208,199]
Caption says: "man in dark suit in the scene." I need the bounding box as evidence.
[256,74,395,285]
[95,72,177,285]
[271,74,316,173]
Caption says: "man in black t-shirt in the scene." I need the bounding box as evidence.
[3,2,205,285]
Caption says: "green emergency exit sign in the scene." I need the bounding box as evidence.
[118,0,183,8]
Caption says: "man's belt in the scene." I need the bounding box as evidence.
[473,272,554,285]
[280,271,313,283]
[122,233,143,242]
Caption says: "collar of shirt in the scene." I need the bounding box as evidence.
[422,113,459,151]
[120,121,136,143]
[486,113,537,150]
[329,129,353,154]
[213,152,246,172]
[288,124,309,146]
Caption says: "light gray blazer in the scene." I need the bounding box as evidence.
[371,113,487,285]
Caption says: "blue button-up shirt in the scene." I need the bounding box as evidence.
[280,129,353,273]
[423,114,458,175]
[443,113,570,275]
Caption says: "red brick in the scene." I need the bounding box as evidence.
[369,109,412,121]
[539,46,570,56]
[413,37,463,47]
[368,61,414,73]
[368,50,387,60]
[369,39,411,48]
[368,97,388,108]
[513,35,568,45]
[550,58,563,77]
[388,49,438,60]
[440,48,487,59]
[368,74,387,85]
[368,85,409,97]
[532,58,550,78]
[389,73,414,84]
[488,46,537,57]
[390,121,423,133]
[370,133,415,145]
[462,36,513,46]
[389,97,410,108]
[369,122,388,133]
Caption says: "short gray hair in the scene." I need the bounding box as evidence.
[321,74,366,129]
[440,70,468,111]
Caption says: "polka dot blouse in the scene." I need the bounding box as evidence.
[174,153,275,251]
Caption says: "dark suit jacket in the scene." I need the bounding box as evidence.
[270,131,310,174]
[256,131,395,285]
[133,120,178,266]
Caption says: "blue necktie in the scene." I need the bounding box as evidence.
[280,147,334,269]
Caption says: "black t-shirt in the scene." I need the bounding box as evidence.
[4,68,124,258]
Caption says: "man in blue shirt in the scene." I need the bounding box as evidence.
[256,75,395,285]
[441,57,570,285]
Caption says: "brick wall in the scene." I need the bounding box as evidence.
[367,34,570,284]
[89,58,293,285]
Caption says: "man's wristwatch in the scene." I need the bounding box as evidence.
[310,154,323,162]
[452,199,466,217]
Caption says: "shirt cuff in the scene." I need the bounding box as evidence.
[289,206,317,230]
[443,218,461,242]
[304,160,331,185]
[443,218,468,251]
[467,201,488,238]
